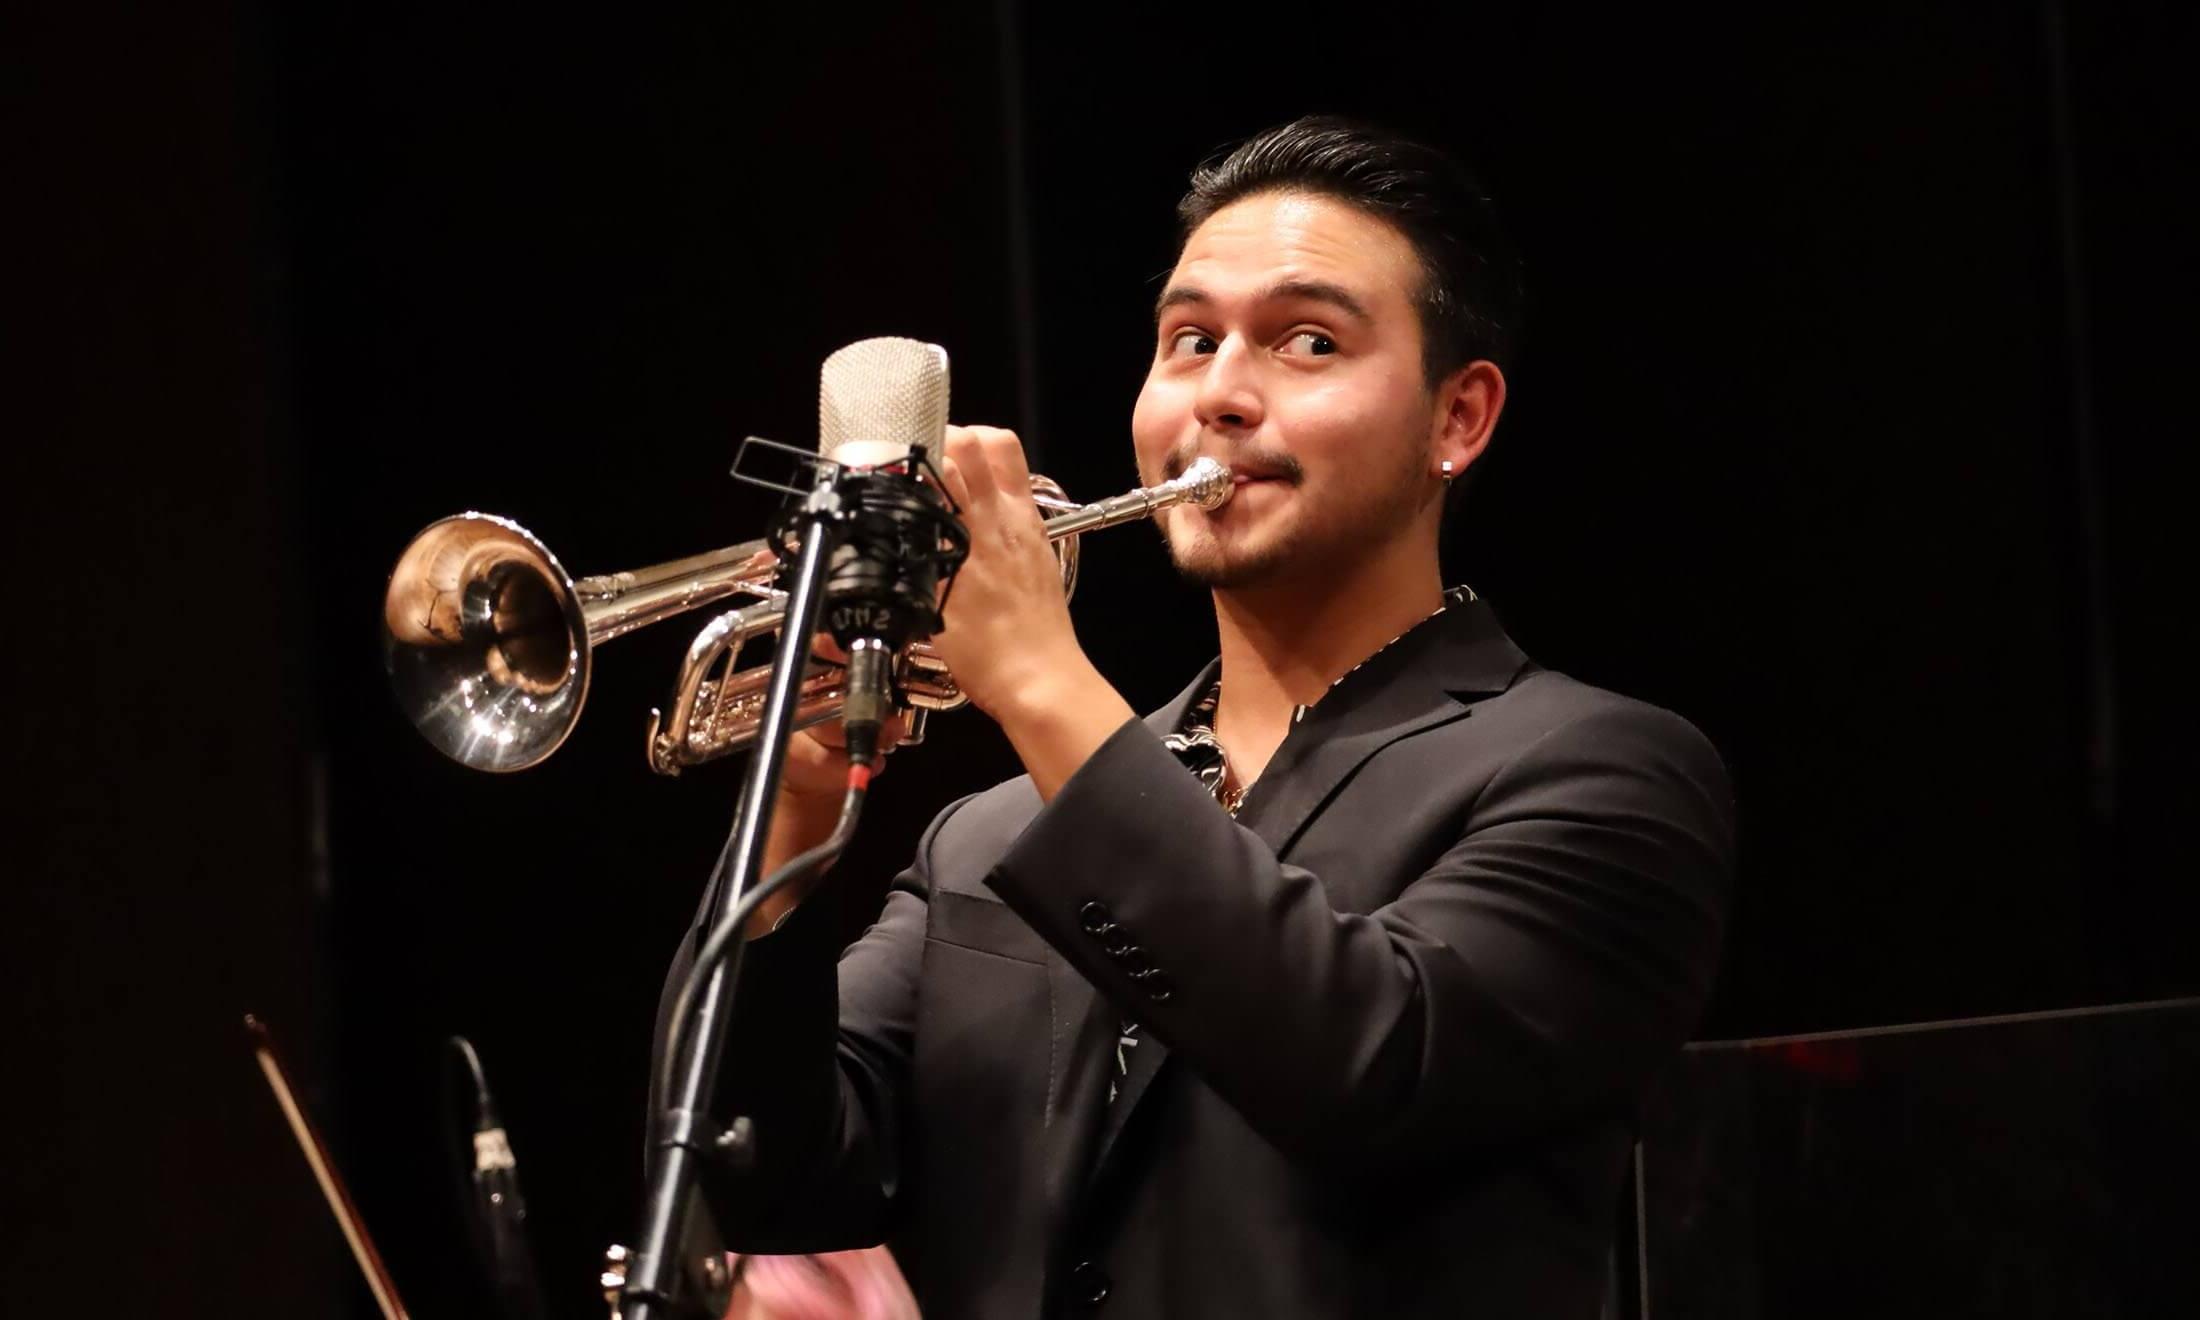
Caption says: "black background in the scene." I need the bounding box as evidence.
[9,2,2193,1316]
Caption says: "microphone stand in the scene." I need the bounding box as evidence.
[619,468,849,1320]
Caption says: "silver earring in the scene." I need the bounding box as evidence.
[1440,460,1455,484]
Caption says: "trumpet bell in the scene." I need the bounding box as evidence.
[384,512,592,773]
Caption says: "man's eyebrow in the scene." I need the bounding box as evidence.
[1152,278,1374,325]
[1154,284,1209,322]
[1265,278,1374,323]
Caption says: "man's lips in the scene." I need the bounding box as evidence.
[1166,451,1300,490]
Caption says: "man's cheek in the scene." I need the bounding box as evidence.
[1130,422,1175,485]
[1128,392,1162,478]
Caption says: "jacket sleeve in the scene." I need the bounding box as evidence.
[657,797,970,1252]
[984,700,1733,1172]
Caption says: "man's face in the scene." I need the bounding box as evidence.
[1132,190,1441,589]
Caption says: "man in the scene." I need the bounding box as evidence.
[673,116,1734,1318]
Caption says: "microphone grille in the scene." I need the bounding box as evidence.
[819,337,951,467]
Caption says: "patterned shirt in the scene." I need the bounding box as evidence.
[1112,585,1476,1102]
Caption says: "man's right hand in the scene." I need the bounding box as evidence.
[775,714,894,803]
[748,644,909,936]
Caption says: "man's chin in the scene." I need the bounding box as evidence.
[1167,534,1301,591]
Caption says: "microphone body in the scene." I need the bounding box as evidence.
[812,338,968,763]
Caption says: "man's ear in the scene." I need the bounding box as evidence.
[1431,359,1506,476]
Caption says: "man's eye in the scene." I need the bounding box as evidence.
[1167,329,1218,359]
[1282,331,1337,357]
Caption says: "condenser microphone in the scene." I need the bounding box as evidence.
[818,336,950,470]
[812,338,966,767]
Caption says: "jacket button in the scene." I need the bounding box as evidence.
[1078,901,1114,935]
[1067,1259,1111,1307]
[1100,928,1136,956]
[1137,971,1175,1002]
[1114,947,1154,975]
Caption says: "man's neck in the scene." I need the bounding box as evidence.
[1208,532,1445,789]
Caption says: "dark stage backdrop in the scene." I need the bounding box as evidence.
[10,3,2192,1317]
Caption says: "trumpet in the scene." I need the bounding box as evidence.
[383,457,1233,774]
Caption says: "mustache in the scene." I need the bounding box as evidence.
[1163,441,1304,485]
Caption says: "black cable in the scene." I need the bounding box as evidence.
[448,1034,494,1123]
[654,778,868,1122]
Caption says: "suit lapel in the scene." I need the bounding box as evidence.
[1075,599,1532,1191]
[1240,596,1529,855]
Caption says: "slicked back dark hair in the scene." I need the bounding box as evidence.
[1176,116,1523,386]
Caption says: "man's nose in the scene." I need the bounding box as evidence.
[1192,337,1264,433]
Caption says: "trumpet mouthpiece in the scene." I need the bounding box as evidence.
[1178,456,1234,509]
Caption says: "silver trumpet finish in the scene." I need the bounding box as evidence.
[384,457,1233,775]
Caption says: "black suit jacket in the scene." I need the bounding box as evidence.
[671,597,1734,1318]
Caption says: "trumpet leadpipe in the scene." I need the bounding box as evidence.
[1038,456,1233,539]
[572,538,781,645]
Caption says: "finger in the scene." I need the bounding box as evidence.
[934,450,973,512]
[965,428,1048,547]
[971,426,1034,493]
[986,442,1050,545]
[933,426,976,510]
[797,707,909,756]
[799,719,849,750]
[943,425,1004,509]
